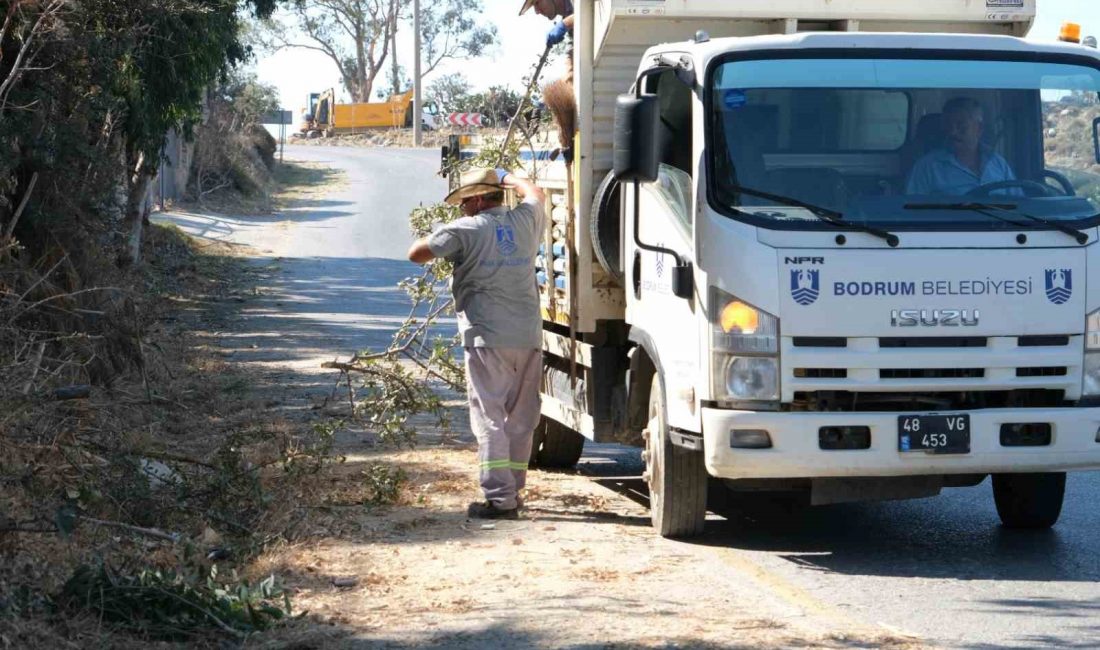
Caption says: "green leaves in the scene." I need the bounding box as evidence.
[55,562,294,639]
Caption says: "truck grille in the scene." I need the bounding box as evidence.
[1016,366,1069,378]
[794,368,848,378]
[879,336,987,348]
[880,368,984,379]
[782,335,1083,407]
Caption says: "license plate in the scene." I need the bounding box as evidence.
[898,414,970,454]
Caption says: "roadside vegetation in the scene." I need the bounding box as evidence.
[0,0,542,645]
[0,1,345,645]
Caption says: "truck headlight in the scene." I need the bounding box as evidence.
[1085,309,1100,395]
[720,356,779,401]
[711,288,779,402]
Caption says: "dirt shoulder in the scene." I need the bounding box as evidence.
[247,442,925,649]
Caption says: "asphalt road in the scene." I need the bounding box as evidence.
[163,144,1100,649]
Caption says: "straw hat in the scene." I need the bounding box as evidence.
[443,168,505,206]
[518,0,537,15]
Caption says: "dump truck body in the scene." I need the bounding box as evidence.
[300,89,415,136]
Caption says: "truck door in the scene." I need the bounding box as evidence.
[626,68,700,431]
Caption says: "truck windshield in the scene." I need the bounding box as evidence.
[708,55,1100,231]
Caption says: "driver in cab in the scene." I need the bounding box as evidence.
[906,97,1017,196]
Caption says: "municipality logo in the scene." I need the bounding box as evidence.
[495,224,516,256]
[790,269,820,306]
[1044,269,1072,305]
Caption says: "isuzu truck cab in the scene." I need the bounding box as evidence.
[446,0,1100,538]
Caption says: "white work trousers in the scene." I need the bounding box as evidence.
[464,347,542,509]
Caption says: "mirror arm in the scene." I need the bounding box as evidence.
[631,180,693,299]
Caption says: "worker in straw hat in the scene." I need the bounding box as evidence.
[408,167,546,520]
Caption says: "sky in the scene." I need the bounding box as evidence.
[254,0,554,118]
[254,0,1100,121]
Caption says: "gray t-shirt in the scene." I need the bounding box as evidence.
[428,198,545,348]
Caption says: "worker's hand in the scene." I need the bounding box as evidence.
[546,19,568,46]
[494,168,510,184]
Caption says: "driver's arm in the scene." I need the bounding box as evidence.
[991,155,1023,197]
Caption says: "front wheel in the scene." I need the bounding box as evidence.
[992,472,1066,529]
[644,374,707,538]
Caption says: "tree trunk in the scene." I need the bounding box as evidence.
[126,152,153,265]
[389,0,400,96]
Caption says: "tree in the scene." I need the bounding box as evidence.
[379,63,411,99]
[265,0,406,103]
[0,0,290,264]
[265,0,495,104]
[419,0,495,77]
[426,73,471,113]
[107,0,292,263]
[456,85,522,125]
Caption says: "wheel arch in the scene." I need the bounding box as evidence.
[626,327,664,442]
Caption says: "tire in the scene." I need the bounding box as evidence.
[644,374,707,538]
[534,417,585,469]
[528,419,547,467]
[992,472,1066,529]
[589,170,623,286]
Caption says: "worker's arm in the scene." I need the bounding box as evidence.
[547,16,571,46]
[409,198,478,264]
[407,239,436,264]
[500,169,545,205]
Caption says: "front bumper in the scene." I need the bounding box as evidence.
[703,406,1100,479]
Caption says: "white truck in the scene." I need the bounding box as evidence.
[445,0,1100,537]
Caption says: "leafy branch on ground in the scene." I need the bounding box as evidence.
[55,560,293,640]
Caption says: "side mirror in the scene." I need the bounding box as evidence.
[613,93,661,182]
[672,262,693,300]
[1094,117,1100,164]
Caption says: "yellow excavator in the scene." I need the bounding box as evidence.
[298,88,436,137]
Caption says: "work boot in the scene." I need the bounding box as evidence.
[467,500,519,520]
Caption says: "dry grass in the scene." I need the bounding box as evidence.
[0,223,346,646]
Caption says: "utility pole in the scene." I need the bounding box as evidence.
[413,0,422,146]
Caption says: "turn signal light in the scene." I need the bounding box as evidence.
[1060,22,1082,44]
[720,301,759,334]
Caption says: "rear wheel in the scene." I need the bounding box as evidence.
[992,472,1066,529]
[533,417,585,469]
[643,374,706,538]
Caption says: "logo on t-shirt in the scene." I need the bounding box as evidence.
[495,224,517,256]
